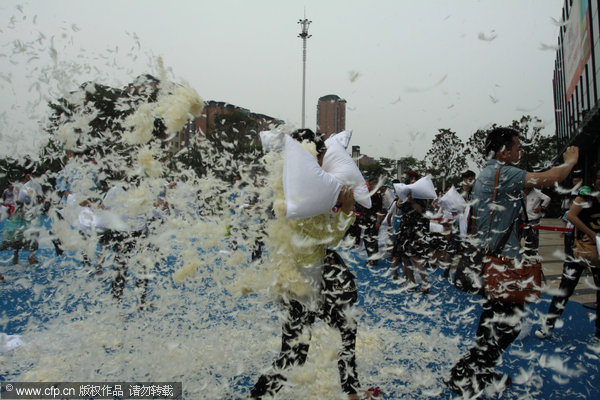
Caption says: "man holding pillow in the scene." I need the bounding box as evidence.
[250,129,365,400]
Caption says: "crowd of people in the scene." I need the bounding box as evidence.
[0,126,596,399]
[0,151,205,309]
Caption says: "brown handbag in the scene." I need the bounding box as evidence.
[483,256,542,304]
[573,233,600,267]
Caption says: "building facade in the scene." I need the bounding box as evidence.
[553,0,600,175]
[317,94,346,137]
[167,100,282,156]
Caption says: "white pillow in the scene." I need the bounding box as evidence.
[439,186,467,213]
[393,183,410,202]
[259,130,284,152]
[325,130,352,149]
[430,221,445,233]
[322,139,371,208]
[406,176,437,200]
[283,135,342,219]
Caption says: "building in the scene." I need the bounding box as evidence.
[167,100,283,156]
[317,94,346,137]
[553,0,600,175]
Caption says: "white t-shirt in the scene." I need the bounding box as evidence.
[525,188,551,221]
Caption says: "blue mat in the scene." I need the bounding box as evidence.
[1,218,599,399]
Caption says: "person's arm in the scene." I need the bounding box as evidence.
[524,146,579,188]
[567,196,597,239]
[338,186,355,215]
[385,202,395,225]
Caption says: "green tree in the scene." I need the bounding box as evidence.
[378,157,398,180]
[465,126,493,170]
[397,156,427,182]
[359,159,386,183]
[424,128,467,191]
[46,79,167,177]
[509,116,556,172]
[201,110,263,182]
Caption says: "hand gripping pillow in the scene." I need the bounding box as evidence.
[325,130,352,149]
[322,139,371,209]
[283,135,342,219]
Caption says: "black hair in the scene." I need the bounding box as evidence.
[461,170,476,179]
[290,129,326,155]
[484,127,520,158]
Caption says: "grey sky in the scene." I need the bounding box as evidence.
[0,0,564,160]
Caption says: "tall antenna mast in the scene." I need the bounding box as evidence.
[298,12,312,129]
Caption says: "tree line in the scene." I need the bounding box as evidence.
[361,115,557,191]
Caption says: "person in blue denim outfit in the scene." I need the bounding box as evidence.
[446,127,579,398]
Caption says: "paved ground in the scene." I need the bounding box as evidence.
[537,217,597,306]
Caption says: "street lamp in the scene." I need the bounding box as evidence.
[298,17,311,129]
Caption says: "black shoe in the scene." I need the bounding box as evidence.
[444,376,481,398]
[443,377,462,395]
[445,362,480,398]
[250,374,285,399]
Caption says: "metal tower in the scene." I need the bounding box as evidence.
[298,16,311,129]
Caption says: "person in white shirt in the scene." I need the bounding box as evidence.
[522,187,551,255]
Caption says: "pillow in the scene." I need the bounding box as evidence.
[430,221,445,233]
[393,183,410,202]
[325,130,352,149]
[322,139,371,208]
[406,176,437,200]
[283,135,342,219]
[439,186,467,213]
[259,130,284,152]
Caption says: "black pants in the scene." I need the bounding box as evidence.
[523,220,540,256]
[449,300,524,392]
[544,251,600,337]
[345,217,362,247]
[250,299,359,398]
[100,230,149,305]
[362,215,379,261]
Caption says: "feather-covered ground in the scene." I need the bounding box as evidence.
[0,218,598,400]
